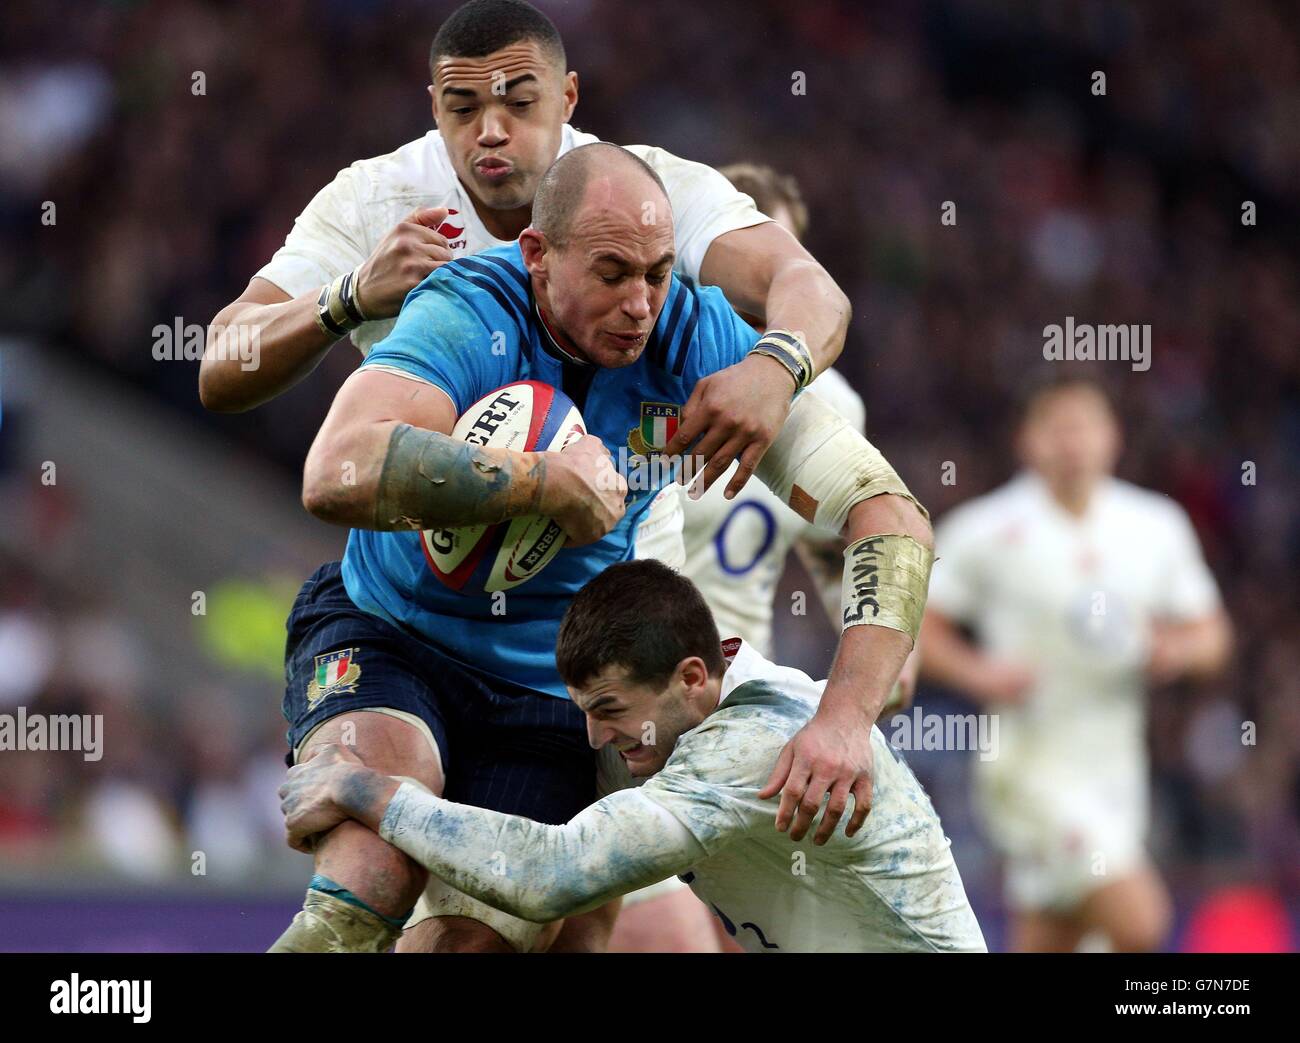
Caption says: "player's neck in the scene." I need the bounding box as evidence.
[1045,478,1098,518]
[465,188,532,242]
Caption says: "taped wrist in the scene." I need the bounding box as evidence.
[841,533,933,643]
[314,268,369,339]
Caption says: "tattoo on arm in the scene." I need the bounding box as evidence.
[373,423,543,530]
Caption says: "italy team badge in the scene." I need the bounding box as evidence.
[627,402,680,456]
[307,648,361,706]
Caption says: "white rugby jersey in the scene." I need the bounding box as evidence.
[256,124,769,355]
[680,368,866,655]
[927,472,1222,783]
[382,641,986,953]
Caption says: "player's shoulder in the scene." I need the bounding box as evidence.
[935,475,1032,540]
[339,130,458,205]
[1103,478,1194,532]
[416,243,532,328]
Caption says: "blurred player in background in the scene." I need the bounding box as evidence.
[920,376,1232,952]
[200,0,860,953]
[607,163,916,951]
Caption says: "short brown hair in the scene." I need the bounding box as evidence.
[556,560,724,690]
[718,162,809,241]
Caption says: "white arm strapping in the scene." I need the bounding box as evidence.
[756,390,928,536]
[378,782,705,923]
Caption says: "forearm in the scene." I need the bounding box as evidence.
[1163,612,1233,681]
[917,611,995,696]
[818,495,933,722]
[303,419,546,531]
[761,258,850,376]
[367,781,703,924]
[201,291,339,412]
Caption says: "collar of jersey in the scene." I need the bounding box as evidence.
[534,299,592,367]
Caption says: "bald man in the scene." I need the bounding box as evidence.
[278,143,933,953]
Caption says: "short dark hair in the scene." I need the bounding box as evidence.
[430,0,566,76]
[718,162,809,241]
[556,560,724,691]
[531,142,668,250]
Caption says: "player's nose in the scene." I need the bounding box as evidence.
[620,284,651,321]
[585,716,608,750]
[477,113,509,147]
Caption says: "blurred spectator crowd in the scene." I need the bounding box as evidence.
[0,0,1297,937]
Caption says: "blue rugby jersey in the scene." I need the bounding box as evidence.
[341,244,761,698]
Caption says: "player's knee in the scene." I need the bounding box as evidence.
[302,711,443,794]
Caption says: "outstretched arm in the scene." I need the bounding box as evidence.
[279,746,705,924]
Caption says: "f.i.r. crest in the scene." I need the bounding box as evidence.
[306,648,361,706]
[627,402,681,456]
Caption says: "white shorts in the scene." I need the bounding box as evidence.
[975,761,1149,912]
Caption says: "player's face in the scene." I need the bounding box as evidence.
[532,183,676,367]
[1018,387,1121,489]
[430,41,578,214]
[570,664,706,778]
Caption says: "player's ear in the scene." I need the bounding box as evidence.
[427,84,439,127]
[519,229,547,274]
[561,70,579,122]
[678,656,709,693]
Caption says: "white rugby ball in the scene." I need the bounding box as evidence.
[420,381,586,593]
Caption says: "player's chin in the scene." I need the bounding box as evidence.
[588,332,647,367]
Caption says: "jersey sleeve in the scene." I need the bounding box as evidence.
[255,164,371,299]
[926,503,990,625]
[1153,505,1222,619]
[378,781,707,924]
[358,270,515,415]
[628,145,771,284]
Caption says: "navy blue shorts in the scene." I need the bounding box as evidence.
[282,562,594,825]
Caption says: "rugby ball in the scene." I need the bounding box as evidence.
[421,381,586,593]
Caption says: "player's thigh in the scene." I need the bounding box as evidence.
[607,886,723,953]
[283,563,451,913]
[404,676,598,953]
[1078,865,1171,952]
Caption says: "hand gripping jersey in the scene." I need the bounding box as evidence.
[342,244,761,698]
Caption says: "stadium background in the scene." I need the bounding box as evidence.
[0,0,1297,951]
